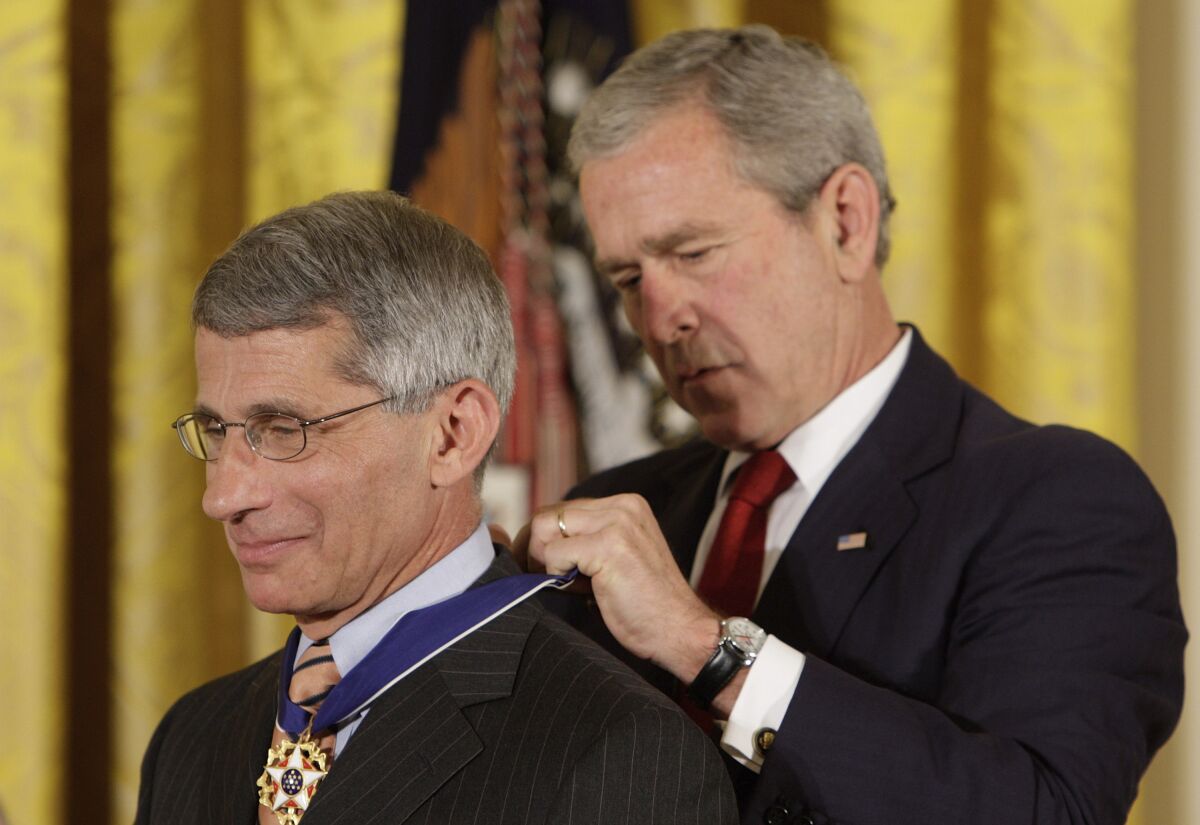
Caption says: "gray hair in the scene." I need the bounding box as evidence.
[568,24,895,266]
[193,191,516,434]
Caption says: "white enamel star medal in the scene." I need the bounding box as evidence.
[257,725,329,824]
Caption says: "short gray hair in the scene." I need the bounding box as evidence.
[193,191,516,426]
[568,25,895,266]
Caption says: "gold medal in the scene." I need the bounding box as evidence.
[257,724,330,824]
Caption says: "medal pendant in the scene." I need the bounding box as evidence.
[257,728,330,824]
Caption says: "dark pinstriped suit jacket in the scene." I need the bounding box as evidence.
[135,555,737,824]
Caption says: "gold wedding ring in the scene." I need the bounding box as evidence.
[557,508,571,539]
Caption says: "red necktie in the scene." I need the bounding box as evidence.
[697,451,797,617]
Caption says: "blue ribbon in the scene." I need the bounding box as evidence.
[277,569,576,737]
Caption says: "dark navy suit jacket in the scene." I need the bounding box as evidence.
[555,328,1185,825]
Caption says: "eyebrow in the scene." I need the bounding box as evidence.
[594,222,721,277]
[192,398,311,421]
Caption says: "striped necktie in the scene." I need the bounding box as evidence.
[258,639,342,824]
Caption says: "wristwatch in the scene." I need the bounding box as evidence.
[687,617,767,709]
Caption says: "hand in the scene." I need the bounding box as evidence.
[511,519,592,595]
[524,494,721,684]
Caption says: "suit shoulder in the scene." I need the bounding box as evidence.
[137,652,280,823]
[956,390,1164,503]
[150,652,280,741]
[524,613,738,822]
[569,438,720,500]
[525,609,678,709]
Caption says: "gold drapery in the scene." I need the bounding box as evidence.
[0,2,1177,824]
[109,0,241,812]
[0,5,67,825]
[108,3,402,820]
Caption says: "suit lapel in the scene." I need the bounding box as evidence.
[298,556,537,824]
[756,328,963,656]
[755,439,916,656]
[654,442,726,573]
[301,664,485,824]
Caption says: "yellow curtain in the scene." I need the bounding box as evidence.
[633,0,744,43]
[981,0,1135,449]
[824,0,961,366]
[109,1,230,817]
[833,0,1135,451]
[106,1,402,821]
[0,6,67,825]
[246,0,403,226]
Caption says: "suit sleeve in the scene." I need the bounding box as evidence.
[744,432,1186,825]
[550,703,739,825]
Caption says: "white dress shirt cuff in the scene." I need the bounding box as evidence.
[719,635,805,772]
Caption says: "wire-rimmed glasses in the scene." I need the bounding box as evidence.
[171,396,396,461]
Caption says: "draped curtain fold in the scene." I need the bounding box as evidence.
[0,2,1181,824]
[108,3,403,821]
[0,6,67,825]
[110,1,219,811]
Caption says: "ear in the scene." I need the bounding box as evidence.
[427,379,502,489]
[817,162,881,284]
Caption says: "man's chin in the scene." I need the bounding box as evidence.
[697,411,780,453]
[239,571,308,617]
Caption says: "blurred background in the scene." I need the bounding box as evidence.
[1,1,1195,823]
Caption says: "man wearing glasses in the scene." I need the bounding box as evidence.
[135,191,735,825]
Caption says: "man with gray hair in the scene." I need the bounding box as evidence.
[521,25,1185,825]
[135,191,736,824]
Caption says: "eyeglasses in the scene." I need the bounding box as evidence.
[172,396,396,461]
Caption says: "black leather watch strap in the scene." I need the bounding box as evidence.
[687,639,742,709]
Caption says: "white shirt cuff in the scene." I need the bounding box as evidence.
[719,635,805,772]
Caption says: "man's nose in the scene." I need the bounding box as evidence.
[202,434,271,523]
[636,268,699,345]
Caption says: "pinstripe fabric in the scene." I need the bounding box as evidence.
[135,555,736,824]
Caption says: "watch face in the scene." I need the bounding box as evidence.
[723,617,767,657]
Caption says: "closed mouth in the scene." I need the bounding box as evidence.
[231,535,306,566]
[679,364,726,383]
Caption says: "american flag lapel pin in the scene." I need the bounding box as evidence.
[836,532,869,552]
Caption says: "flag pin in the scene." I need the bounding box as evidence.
[836,532,869,552]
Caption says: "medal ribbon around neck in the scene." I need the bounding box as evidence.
[276,569,577,737]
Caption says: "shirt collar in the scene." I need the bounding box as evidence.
[297,521,496,675]
[718,326,913,498]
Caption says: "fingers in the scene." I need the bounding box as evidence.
[529,494,670,580]
[525,494,717,670]
[532,495,644,545]
[527,498,623,576]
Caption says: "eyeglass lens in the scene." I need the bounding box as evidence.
[176,413,308,461]
[247,414,305,458]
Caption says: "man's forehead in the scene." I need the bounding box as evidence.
[193,324,355,414]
